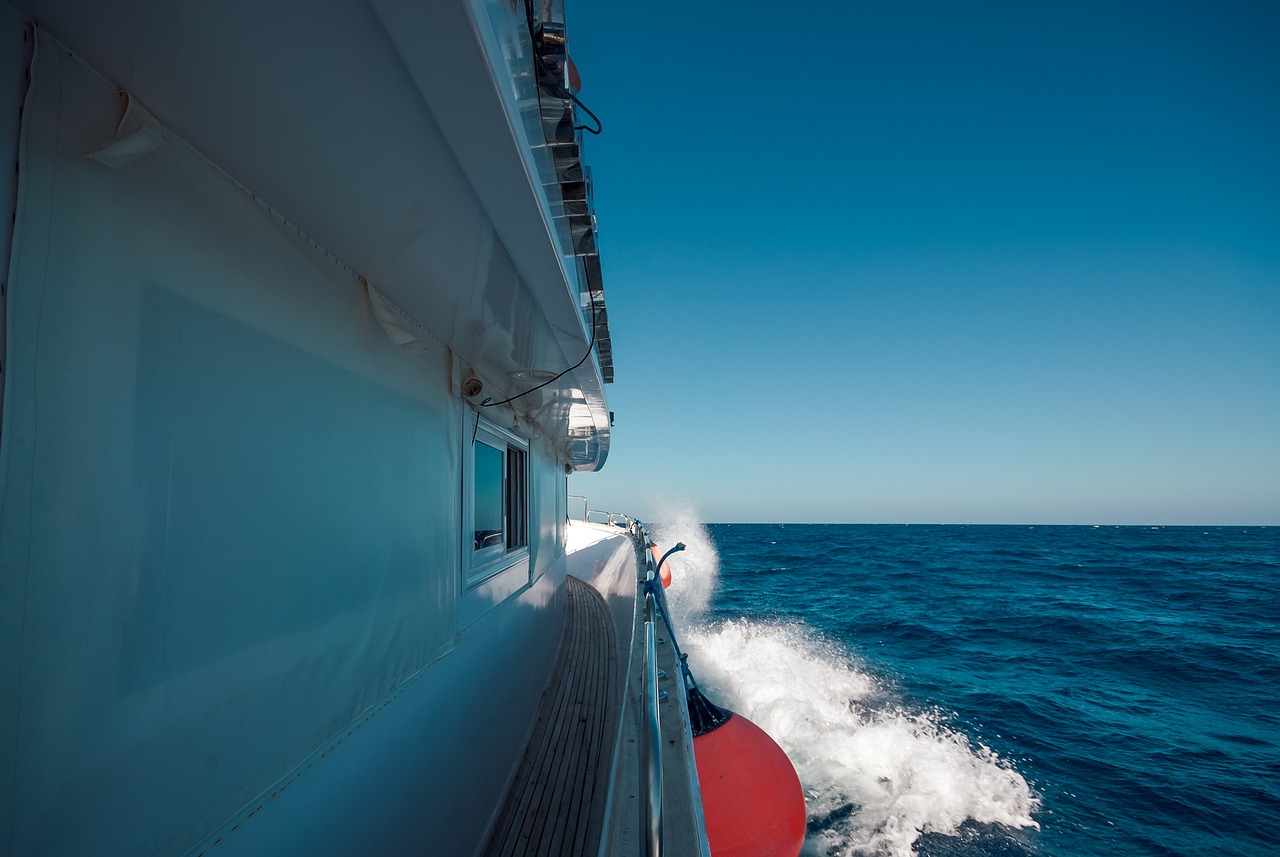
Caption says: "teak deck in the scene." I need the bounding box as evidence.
[482,576,620,857]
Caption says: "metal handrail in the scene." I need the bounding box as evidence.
[637,522,665,857]
[642,586,663,857]
[637,524,714,857]
[563,506,671,854]
[567,495,638,534]
[582,509,634,529]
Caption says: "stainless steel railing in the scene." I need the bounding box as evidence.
[640,526,715,857]
[642,584,663,857]
[566,495,635,529]
[567,502,666,855]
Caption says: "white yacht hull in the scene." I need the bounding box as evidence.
[0,2,658,854]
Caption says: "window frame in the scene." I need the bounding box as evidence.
[464,416,530,587]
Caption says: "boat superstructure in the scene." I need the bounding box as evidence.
[0,2,807,855]
[0,0,713,854]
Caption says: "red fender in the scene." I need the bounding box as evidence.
[693,712,806,857]
[650,545,673,588]
[567,55,581,93]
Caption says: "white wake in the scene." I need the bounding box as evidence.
[652,507,1040,857]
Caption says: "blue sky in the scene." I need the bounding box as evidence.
[567,0,1280,525]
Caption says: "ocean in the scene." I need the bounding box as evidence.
[648,515,1279,857]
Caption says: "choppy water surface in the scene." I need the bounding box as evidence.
[650,514,1279,857]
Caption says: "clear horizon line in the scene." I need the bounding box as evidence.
[682,521,1277,528]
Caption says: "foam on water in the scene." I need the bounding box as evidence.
[654,509,1040,857]
[685,621,1040,857]
[650,502,719,626]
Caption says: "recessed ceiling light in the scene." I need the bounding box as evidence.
[508,369,558,382]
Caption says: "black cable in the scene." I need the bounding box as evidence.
[523,0,603,135]
[479,280,600,409]
[567,87,603,136]
[473,2,603,412]
[532,49,602,134]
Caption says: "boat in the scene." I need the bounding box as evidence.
[0,1,804,854]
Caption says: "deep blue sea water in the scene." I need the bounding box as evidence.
[650,518,1279,857]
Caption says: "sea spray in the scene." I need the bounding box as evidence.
[655,510,1040,857]
[684,621,1039,857]
[650,503,720,626]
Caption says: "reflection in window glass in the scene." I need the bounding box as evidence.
[474,440,504,551]
[466,417,531,586]
[506,446,527,550]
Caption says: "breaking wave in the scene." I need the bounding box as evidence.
[652,507,1040,857]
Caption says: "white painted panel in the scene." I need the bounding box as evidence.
[9,0,612,460]
[0,41,469,856]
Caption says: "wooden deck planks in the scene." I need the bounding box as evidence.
[481,576,619,857]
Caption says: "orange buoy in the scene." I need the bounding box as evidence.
[693,710,806,857]
[649,545,673,588]
[567,55,582,93]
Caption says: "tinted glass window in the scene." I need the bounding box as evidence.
[473,440,504,551]
[506,446,527,550]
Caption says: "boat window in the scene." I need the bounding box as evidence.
[474,439,505,551]
[506,445,528,550]
[466,416,530,584]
